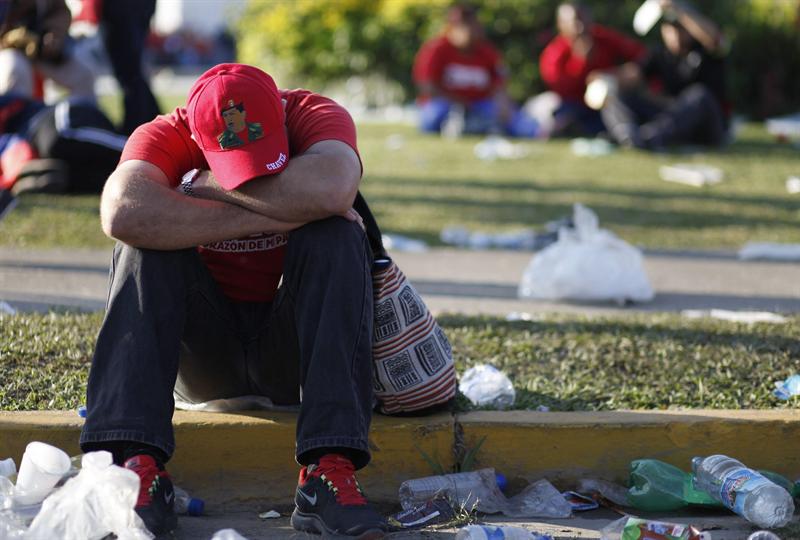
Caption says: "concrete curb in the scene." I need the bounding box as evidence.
[1,410,798,505]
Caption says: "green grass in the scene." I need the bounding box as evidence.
[0,121,798,249]
[2,311,797,411]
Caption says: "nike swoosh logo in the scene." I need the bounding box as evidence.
[297,489,317,506]
[165,491,174,504]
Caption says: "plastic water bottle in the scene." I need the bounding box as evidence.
[692,455,794,528]
[398,469,505,512]
[456,524,551,540]
[174,485,204,516]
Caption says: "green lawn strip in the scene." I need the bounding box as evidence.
[2,312,797,411]
[1,122,797,250]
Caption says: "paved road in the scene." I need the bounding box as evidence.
[1,246,798,316]
[173,505,771,540]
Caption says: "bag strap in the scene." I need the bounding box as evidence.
[353,191,388,261]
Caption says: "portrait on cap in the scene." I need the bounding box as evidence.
[217,99,264,149]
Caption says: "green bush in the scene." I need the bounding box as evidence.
[236,0,800,118]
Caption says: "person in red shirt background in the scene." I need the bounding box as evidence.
[79,63,387,538]
[537,2,646,136]
[413,3,539,137]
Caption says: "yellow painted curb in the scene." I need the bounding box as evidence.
[0,411,454,505]
[2,409,799,505]
[457,409,800,484]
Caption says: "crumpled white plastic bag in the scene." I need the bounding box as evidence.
[459,364,515,409]
[518,204,654,304]
[26,451,153,540]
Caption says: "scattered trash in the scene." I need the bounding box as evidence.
[518,204,654,304]
[459,365,515,409]
[787,176,800,194]
[659,164,724,187]
[748,531,782,540]
[575,478,630,507]
[766,112,800,141]
[563,491,599,512]
[628,459,718,512]
[681,309,788,324]
[456,524,554,540]
[442,105,466,139]
[211,529,250,540]
[738,242,800,261]
[535,405,550,412]
[505,312,534,322]
[385,133,406,150]
[692,454,795,528]
[601,516,708,540]
[174,485,204,516]
[774,375,800,400]
[258,510,281,520]
[633,0,664,35]
[382,233,428,253]
[570,137,614,157]
[173,394,299,413]
[474,135,529,161]
[26,451,153,540]
[388,498,455,530]
[14,442,71,506]
[399,468,571,518]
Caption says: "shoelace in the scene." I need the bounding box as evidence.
[125,455,167,507]
[308,454,367,506]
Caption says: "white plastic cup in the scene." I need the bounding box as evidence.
[14,442,70,505]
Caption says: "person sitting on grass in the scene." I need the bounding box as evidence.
[80,63,388,539]
[412,3,538,138]
[599,0,729,150]
[537,1,646,137]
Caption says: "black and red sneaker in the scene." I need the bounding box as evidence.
[124,454,178,536]
[291,454,386,539]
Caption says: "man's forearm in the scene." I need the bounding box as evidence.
[194,140,361,223]
[101,164,302,250]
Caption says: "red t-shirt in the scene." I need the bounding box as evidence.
[539,25,646,102]
[412,36,506,103]
[119,89,359,302]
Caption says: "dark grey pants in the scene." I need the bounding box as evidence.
[602,83,726,148]
[80,217,375,469]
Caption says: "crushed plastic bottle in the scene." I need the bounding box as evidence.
[456,524,553,540]
[174,485,204,516]
[628,459,720,511]
[601,516,709,540]
[398,468,571,518]
[692,455,794,528]
[459,364,515,409]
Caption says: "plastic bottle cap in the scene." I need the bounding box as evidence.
[188,498,205,516]
[77,405,87,418]
[495,472,507,492]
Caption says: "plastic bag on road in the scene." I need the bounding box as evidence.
[26,451,153,540]
[518,204,654,304]
[459,364,515,409]
[211,529,250,540]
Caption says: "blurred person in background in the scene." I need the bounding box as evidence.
[535,1,646,137]
[600,0,728,149]
[0,0,95,100]
[74,0,160,135]
[412,3,538,138]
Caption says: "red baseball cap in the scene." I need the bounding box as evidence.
[186,63,289,190]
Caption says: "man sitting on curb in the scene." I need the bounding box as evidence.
[80,63,387,538]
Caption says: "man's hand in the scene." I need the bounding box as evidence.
[342,208,365,231]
